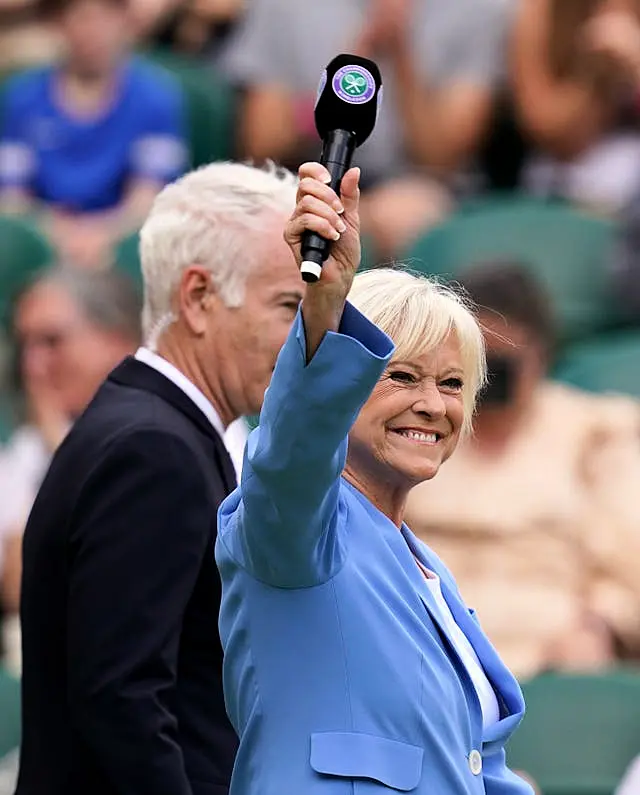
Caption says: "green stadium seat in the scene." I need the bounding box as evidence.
[507,671,640,795]
[0,215,54,325]
[0,391,18,445]
[0,668,20,759]
[142,50,236,168]
[402,196,619,344]
[553,329,640,398]
[114,230,143,293]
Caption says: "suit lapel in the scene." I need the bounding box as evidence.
[108,357,237,493]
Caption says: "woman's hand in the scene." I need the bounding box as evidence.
[284,162,362,360]
[285,161,361,293]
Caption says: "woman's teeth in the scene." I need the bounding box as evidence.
[397,430,437,443]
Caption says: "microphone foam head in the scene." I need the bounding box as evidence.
[314,53,383,147]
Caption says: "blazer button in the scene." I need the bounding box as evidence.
[468,749,482,776]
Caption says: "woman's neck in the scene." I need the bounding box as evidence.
[342,466,408,528]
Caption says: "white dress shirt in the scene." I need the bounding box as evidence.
[416,558,500,731]
[134,347,248,482]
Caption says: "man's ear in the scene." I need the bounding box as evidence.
[179,266,218,336]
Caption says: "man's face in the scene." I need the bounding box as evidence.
[202,215,305,419]
[57,0,129,76]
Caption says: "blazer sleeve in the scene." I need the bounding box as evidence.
[218,302,393,587]
[66,428,212,795]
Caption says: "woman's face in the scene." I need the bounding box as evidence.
[347,332,466,492]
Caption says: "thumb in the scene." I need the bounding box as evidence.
[340,167,361,218]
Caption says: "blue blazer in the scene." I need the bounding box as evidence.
[216,303,533,795]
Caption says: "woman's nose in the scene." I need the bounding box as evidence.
[412,383,446,419]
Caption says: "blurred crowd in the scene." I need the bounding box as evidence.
[1,0,640,791]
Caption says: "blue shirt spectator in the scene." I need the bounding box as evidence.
[0,57,186,213]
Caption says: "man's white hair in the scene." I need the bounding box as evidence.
[139,161,298,349]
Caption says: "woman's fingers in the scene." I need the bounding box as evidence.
[296,177,345,215]
[298,161,331,183]
[286,212,342,244]
[291,194,346,235]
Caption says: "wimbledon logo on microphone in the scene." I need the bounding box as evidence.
[332,65,376,104]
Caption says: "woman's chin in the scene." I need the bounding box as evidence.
[396,457,443,487]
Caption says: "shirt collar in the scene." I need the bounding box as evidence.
[134,347,226,441]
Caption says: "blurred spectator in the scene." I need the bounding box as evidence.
[405,261,640,680]
[0,0,59,71]
[0,0,187,268]
[135,0,244,61]
[510,0,640,212]
[0,267,141,671]
[220,0,508,258]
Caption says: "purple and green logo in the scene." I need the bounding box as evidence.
[332,65,376,105]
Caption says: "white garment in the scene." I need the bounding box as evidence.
[616,755,640,795]
[0,426,50,675]
[134,347,248,482]
[0,426,50,546]
[524,132,640,211]
[421,566,500,731]
[0,747,19,795]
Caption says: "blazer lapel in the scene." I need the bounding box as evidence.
[369,511,484,723]
[402,526,526,745]
[108,357,237,493]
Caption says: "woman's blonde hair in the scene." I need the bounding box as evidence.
[348,268,487,435]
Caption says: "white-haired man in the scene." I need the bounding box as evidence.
[16,162,304,795]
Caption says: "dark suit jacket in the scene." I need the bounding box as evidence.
[16,357,239,795]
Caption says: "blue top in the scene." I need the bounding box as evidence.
[216,303,534,795]
[0,58,187,212]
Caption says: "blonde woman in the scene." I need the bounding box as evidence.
[216,162,534,795]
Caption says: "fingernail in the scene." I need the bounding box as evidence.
[333,201,345,214]
[337,219,347,233]
[332,230,341,241]
[322,172,332,184]
[353,167,361,182]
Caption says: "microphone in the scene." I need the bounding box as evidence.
[300,53,383,283]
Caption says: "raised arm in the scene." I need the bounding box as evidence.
[217,163,393,587]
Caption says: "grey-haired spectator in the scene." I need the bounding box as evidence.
[0,267,141,673]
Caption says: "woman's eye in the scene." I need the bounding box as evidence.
[389,371,416,383]
[441,377,463,391]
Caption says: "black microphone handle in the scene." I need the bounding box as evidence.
[300,129,357,283]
